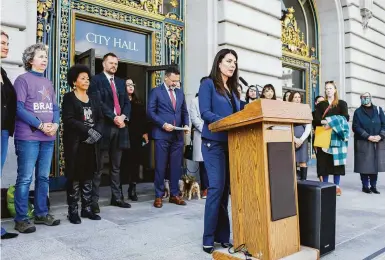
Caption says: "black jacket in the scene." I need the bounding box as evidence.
[62,91,104,179]
[89,73,131,150]
[1,68,17,136]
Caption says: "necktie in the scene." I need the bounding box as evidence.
[169,88,176,110]
[169,88,176,126]
[110,78,121,116]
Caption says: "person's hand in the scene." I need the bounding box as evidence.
[142,133,149,144]
[374,135,382,141]
[41,123,53,135]
[324,124,331,130]
[321,120,327,125]
[163,123,174,132]
[45,123,59,136]
[183,125,190,135]
[368,136,379,142]
[114,116,125,128]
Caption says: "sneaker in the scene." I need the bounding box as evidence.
[202,189,208,199]
[14,221,36,233]
[34,214,60,226]
[336,186,342,196]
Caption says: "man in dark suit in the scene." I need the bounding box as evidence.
[148,66,189,208]
[89,52,131,212]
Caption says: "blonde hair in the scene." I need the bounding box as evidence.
[325,81,339,107]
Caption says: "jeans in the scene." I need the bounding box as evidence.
[202,139,230,247]
[1,130,9,235]
[14,140,54,221]
[322,175,341,186]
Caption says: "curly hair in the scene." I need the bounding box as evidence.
[22,43,48,71]
[67,64,91,88]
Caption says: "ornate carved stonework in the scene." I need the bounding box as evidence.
[281,7,309,58]
[36,0,55,43]
[165,23,183,64]
[311,64,318,89]
[109,0,163,14]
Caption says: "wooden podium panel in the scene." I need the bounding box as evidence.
[209,99,313,260]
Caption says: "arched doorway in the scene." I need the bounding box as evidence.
[280,0,320,107]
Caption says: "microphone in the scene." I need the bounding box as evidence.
[239,77,248,87]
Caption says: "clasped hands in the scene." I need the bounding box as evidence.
[368,135,382,143]
[40,123,58,136]
[321,120,331,130]
[114,115,126,128]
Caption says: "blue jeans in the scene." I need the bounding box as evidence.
[322,175,341,186]
[14,140,54,222]
[1,130,10,235]
[202,139,230,246]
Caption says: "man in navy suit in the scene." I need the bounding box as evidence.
[89,53,131,212]
[147,66,189,208]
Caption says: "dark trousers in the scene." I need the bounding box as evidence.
[360,174,378,188]
[199,161,209,190]
[154,139,184,198]
[92,127,122,203]
[66,179,93,213]
[202,139,230,246]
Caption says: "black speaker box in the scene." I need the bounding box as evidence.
[297,180,336,256]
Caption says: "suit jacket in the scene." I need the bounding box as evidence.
[199,78,240,142]
[62,91,104,179]
[89,73,131,150]
[1,67,17,136]
[147,83,189,141]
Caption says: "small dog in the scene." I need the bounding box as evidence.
[188,181,201,200]
[178,179,185,197]
[163,179,170,198]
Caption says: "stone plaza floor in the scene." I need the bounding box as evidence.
[1,166,384,260]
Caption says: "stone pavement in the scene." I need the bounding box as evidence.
[1,167,384,260]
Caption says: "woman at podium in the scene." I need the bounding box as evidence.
[199,49,241,254]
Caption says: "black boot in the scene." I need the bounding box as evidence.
[296,167,301,180]
[66,181,81,224]
[300,167,308,181]
[81,180,101,220]
[128,182,138,201]
[370,186,380,194]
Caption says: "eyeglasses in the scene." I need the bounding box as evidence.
[325,80,334,85]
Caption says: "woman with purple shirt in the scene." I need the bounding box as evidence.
[13,43,60,233]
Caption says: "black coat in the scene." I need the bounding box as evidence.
[1,68,17,136]
[353,105,385,174]
[313,100,350,126]
[62,91,104,179]
[89,73,131,150]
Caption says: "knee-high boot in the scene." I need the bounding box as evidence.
[128,183,138,201]
[81,180,101,220]
[300,167,308,181]
[67,180,81,224]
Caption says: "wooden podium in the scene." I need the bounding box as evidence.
[209,99,318,260]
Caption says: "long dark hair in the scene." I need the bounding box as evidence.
[283,90,292,101]
[245,85,257,103]
[125,78,142,105]
[288,91,302,103]
[209,49,240,99]
[260,84,277,100]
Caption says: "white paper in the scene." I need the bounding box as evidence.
[173,126,189,131]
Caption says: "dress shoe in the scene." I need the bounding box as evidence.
[362,186,372,194]
[370,187,380,194]
[336,186,342,196]
[1,232,18,239]
[153,198,163,208]
[202,189,208,199]
[203,246,214,254]
[111,199,131,208]
[91,203,100,213]
[169,196,186,206]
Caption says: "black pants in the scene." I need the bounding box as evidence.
[92,127,122,203]
[66,179,92,212]
[120,139,142,184]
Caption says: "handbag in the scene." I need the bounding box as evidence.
[184,127,194,160]
[314,105,333,149]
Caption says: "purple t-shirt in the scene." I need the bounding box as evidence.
[14,72,57,141]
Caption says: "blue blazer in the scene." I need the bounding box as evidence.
[198,78,240,142]
[147,83,189,141]
[89,73,131,149]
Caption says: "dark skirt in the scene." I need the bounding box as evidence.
[73,143,97,181]
[294,125,309,163]
[316,148,345,176]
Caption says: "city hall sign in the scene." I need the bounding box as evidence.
[75,20,148,63]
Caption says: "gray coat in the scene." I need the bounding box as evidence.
[354,139,385,174]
